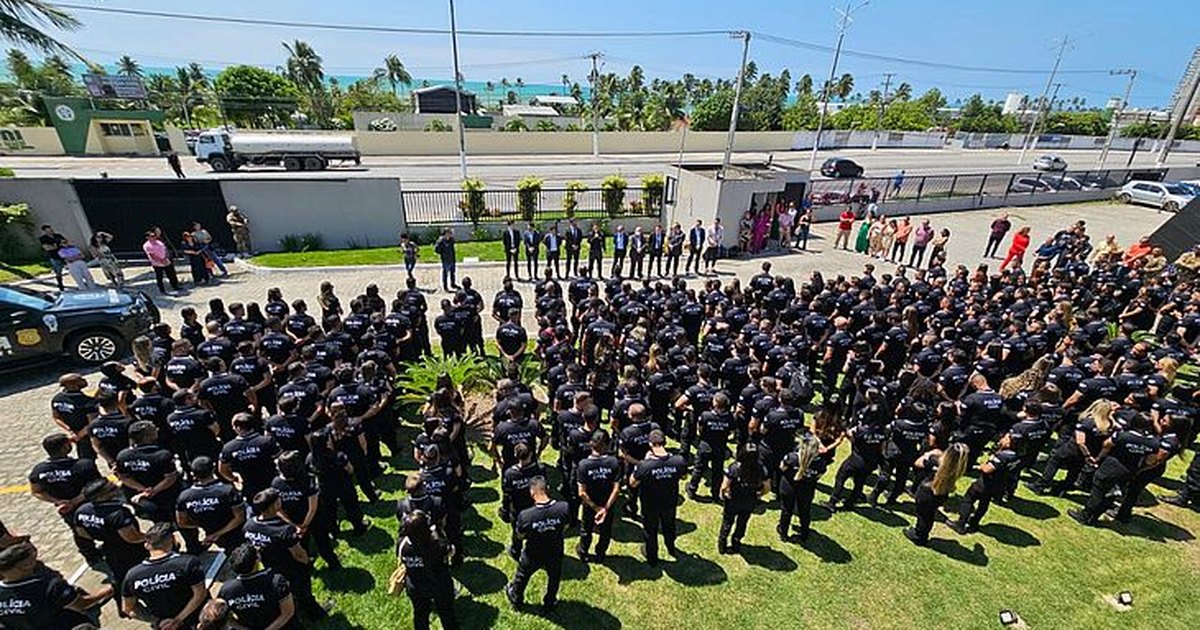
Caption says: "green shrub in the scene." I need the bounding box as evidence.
[516,176,543,222]
[418,226,442,245]
[0,167,15,177]
[279,232,324,252]
[0,202,35,262]
[345,235,372,249]
[535,119,558,132]
[642,173,666,211]
[601,174,628,218]
[460,178,487,227]
[563,180,588,217]
[470,226,493,242]
[424,119,453,132]
[394,352,495,409]
[503,118,528,132]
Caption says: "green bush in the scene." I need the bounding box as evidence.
[279,232,325,253]
[394,352,495,409]
[563,180,588,217]
[470,226,493,242]
[460,178,486,227]
[503,118,529,132]
[516,176,543,222]
[0,202,35,262]
[0,167,15,177]
[601,174,628,218]
[419,226,443,245]
[642,173,666,211]
[424,119,453,132]
[535,119,558,132]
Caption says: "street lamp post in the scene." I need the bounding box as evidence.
[1099,69,1137,167]
[809,1,870,171]
[448,0,468,179]
[721,31,751,177]
[1018,36,1069,165]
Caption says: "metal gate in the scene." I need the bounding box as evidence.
[72,180,232,258]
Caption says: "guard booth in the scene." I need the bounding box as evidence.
[42,96,164,156]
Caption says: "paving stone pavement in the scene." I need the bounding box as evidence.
[0,200,1169,626]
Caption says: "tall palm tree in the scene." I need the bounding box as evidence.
[175,65,200,128]
[117,55,141,77]
[0,0,81,56]
[373,53,412,96]
[282,40,324,90]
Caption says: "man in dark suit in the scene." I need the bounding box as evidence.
[543,224,562,279]
[522,222,541,280]
[503,220,522,280]
[686,220,706,275]
[564,220,583,278]
[587,224,606,279]
[611,225,629,278]
[648,224,666,277]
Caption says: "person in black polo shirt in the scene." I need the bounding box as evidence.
[198,358,254,441]
[115,422,184,526]
[505,476,569,612]
[496,309,528,368]
[948,435,1021,534]
[687,392,734,501]
[243,489,327,621]
[73,479,146,611]
[176,457,246,553]
[0,541,110,629]
[1070,413,1165,526]
[272,451,341,570]
[718,445,769,554]
[88,389,131,469]
[167,390,223,471]
[629,429,686,565]
[956,374,1004,464]
[121,523,209,628]
[434,299,463,357]
[398,510,459,630]
[231,341,276,416]
[220,414,280,500]
[500,442,545,560]
[217,544,297,630]
[28,433,102,563]
[50,373,98,461]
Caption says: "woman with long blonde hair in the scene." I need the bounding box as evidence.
[777,431,835,543]
[1033,399,1115,496]
[905,443,968,546]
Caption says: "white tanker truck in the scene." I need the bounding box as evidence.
[194,130,361,172]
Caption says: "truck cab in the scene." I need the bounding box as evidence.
[194,131,237,171]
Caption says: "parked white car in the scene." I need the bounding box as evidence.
[1031,155,1068,171]
[1115,180,1195,212]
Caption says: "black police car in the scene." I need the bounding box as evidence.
[0,285,159,368]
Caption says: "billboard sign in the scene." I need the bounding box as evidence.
[82,74,148,100]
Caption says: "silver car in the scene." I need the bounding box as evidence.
[1031,155,1068,171]
[1115,180,1195,212]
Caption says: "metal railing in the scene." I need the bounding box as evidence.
[805,167,1167,209]
[402,185,667,225]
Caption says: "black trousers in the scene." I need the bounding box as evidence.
[890,240,907,262]
[611,250,626,277]
[276,559,323,617]
[1180,455,1200,504]
[909,245,927,268]
[665,251,681,276]
[956,480,997,527]
[510,551,563,604]
[525,251,539,278]
[912,485,947,543]
[719,505,752,544]
[565,248,580,275]
[1081,460,1132,522]
[686,248,702,273]
[630,254,645,278]
[641,499,678,562]
[1116,464,1165,519]
[687,442,725,498]
[830,453,879,506]
[1040,446,1084,492]
[648,251,663,276]
[588,254,604,279]
[778,478,817,537]
[872,455,916,503]
[578,504,614,557]
[985,235,1004,257]
[546,251,561,278]
[317,477,365,534]
[410,588,459,630]
[152,264,180,292]
[505,250,520,279]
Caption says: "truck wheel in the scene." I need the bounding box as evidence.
[209,156,230,172]
[283,157,302,171]
[304,156,326,171]
[68,329,125,364]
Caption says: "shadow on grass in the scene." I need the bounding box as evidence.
[604,554,663,584]
[1110,513,1196,543]
[979,522,1041,547]
[469,463,499,483]
[462,507,497,533]
[345,526,394,554]
[662,550,727,586]
[466,485,500,505]
[1150,476,1185,494]
[463,532,506,559]
[852,505,909,528]
[524,598,622,630]
[455,596,501,628]
[740,543,799,572]
[801,530,852,564]
[1005,495,1060,520]
[457,559,508,595]
[928,538,989,566]
[562,554,591,581]
[314,565,376,593]
[312,611,369,630]
[611,515,697,543]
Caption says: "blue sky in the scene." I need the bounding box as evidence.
[50,0,1198,107]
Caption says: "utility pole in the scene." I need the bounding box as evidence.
[1018,35,1069,164]
[448,0,468,179]
[1157,64,1200,166]
[588,52,602,157]
[871,72,893,151]
[1127,110,1152,167]
[1099,69,1137,167]
[721,31,751,177]
[809,1,871,170]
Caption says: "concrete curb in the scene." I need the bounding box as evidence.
[236,258,511,274]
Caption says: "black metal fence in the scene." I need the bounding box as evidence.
[402,185,668,225]
[805,167,1167,209]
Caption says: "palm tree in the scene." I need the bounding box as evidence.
[373,53,412,96]
[561,73,570,93]
[0,0,81,56]
[892,82,913,101]
[835,73,854,101]
[500,77,510,89]
[282,40,329,125]
[175,65,201,128]
[117,55,141,77]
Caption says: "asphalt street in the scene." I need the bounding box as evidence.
[3,146,1195,189]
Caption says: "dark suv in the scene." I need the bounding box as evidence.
[820,157,864,179]
[0,285,159,369]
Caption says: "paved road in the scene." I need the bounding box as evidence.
[3,147,1195,189]
[0,199,1177,627]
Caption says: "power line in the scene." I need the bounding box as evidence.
[56,4,729,38]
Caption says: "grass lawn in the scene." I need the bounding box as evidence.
[309,423,1200,630]
[0,261,50,283]
[251,241,506,268]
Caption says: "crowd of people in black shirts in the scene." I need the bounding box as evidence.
[3,215,1200,630]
